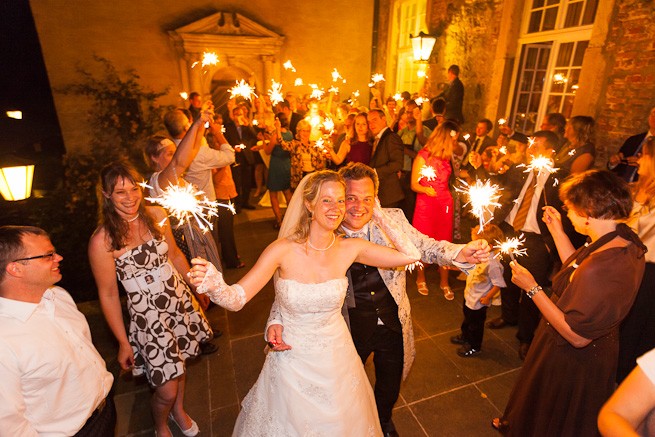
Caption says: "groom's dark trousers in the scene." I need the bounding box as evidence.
[347,262,403,435]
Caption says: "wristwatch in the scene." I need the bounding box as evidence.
[525,285,543,299]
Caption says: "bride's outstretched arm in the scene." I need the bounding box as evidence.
[190,240,283,310]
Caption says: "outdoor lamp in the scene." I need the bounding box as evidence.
[410,32,437,63]
[0,155,35,201]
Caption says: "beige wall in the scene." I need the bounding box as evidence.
[29,0,374,152]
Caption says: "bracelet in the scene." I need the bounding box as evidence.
[525,285,543,299]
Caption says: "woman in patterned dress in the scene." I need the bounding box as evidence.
[89,161,212,437]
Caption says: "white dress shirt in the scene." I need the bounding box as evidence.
[505,170,550,234]
[173,137,235,201]
[0,287,114,436]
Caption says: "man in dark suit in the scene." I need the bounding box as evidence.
[277,99,302,136]
[266,163,491,436]
[482,131,576,359]
[608,106,655,182]
[422,97,446,131]
[471,118,495,155]
[367,109,405,208]
[223,105,258,210]
[438,64,464,124]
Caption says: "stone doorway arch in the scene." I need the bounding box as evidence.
[169,11,284,106]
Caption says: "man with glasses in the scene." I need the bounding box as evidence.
[0,226,115,436]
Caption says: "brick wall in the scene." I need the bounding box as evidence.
[595,0,655,159]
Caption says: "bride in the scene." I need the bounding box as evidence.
[189,170,420,436]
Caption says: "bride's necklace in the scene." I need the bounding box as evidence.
[125,213,140,223]
[307,233,336,251]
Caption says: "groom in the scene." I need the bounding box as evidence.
[267,163,489,436]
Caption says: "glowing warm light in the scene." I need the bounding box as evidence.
[523,155,558,177]
[418,165,437,182]
[499,146,508,155]
[331,68,343,82]
[309,84,325,100]
[229,80,257,101]
[368,73,385,87]
[294,78,304,86]
[463,134,471,141]
[314,137,328,152]
[201,51,219,67]
[328,86,340,94]
[415,97,427,106]
[553,73,568,84]
[6,111,22,120]
[252,119,259,126]
[450,130,458,138]
[417,70,427,78]
[494,235,527,261]
[393,93,402,101]
[322,117,335,133]
[283,60,296,72]
[456,179,502,232]
[142,182,234,233]
[235,144,246,150]
[268,80,284,105]
[498,118,507,126]
[0,160,34,201]
[179,92,189,100]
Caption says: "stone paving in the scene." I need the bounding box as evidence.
[82,206,523,436]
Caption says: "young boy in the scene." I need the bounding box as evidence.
[451,224,506,357]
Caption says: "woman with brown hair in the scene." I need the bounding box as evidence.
[411,120,463,299]
[493,169,646,436]
[328,112,373,166]
[554,115,596,174]
[89,161,211,437]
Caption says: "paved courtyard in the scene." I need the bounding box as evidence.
[82,207,523,436]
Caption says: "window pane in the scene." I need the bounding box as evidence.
[567,68,581,93]
[534,71,546,92]
[551,69,569,93]
[526,47,539,68]
[573,41,588,65]
[529,94,541,112]
[546,0,560,6]
[547,95,562,114]
[532,0,545,8]
[543,6,558,30]
[538,48,551,69]
[565,1,583,28]
[561,95,575,118]
[582,0,599,24]
[556,42,573,67]
[521,71,535,91]
[529,11,543,33]
[518,93,530,112]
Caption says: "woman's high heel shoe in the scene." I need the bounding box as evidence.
[169,413,200,436]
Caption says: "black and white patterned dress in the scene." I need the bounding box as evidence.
[115,238,212,387]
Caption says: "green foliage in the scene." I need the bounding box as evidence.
[40,56,171,300]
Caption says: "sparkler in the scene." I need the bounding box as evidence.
[283,60,296,72]
[201,51,219,67]
[235,143,246,150]
[294,78,304,86]
[463,134,471,141]
[418,165,437,182]
[393,93,403,101]
[229,80,257,101]
[331,68,345,83]
[498,146,508,155]
[498,118,507,126]
[179,92,189,100]
[368,73,385,87]
[455,179,502,233]
[314,137,328,153]
[310,86,325,100]
[328,86,340,94]
[493,234,527,261]
[523,155,558,177]
[348,90,360,106]
[141,182,235,235]
[268,80,284,105]
[415,96,427,106]
[322,117,335,133]
[406,261,423,273]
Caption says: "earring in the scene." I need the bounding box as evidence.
[585,219,589,226]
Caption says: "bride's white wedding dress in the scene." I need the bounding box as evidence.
[233,277,382,436]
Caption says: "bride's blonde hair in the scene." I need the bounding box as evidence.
[291,170,346,242]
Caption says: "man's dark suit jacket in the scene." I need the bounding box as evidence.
[289,112,303,136]
[223,120,258,165]
[610,132,648,182]
[440,77,464,124]
[369,128,405,207]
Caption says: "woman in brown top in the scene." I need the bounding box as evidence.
[493,170,646,436]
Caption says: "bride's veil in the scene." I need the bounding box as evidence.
[274,173,312,284]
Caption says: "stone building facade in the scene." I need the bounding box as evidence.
[29,0,374,152]
[375,0,655,160]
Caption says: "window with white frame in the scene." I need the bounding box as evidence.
[508,0,598,132]
[393,0,427,94]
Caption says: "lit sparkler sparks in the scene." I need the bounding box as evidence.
[328,86,340,94]
[309,84,325,100]
[331,68,344,83]
[450,130,458,138]
[405,261,424,273]
[493,234,527,261]
[523,155,559,177]
[252,119,259,126]
[201,51,219,67]
[179,92,189,100]
[294,78,304,86]
[268,80,284,105]
[283,60,296,72]
[393,93,403,101]
[498,146,508,155]
[229,80,257,101]
[498,118,507,126]
[235,143,246,150]
[368,73,385,87]
[314,137,328,152]
[415,96,427,106]
[463,134,471,141]
[418,165,437,182]
[568,149,576,156]
[455,179,503,233]
[141,182,235,234]
[322,117,335,133]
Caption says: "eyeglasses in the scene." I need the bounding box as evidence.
[13,251,57,263]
